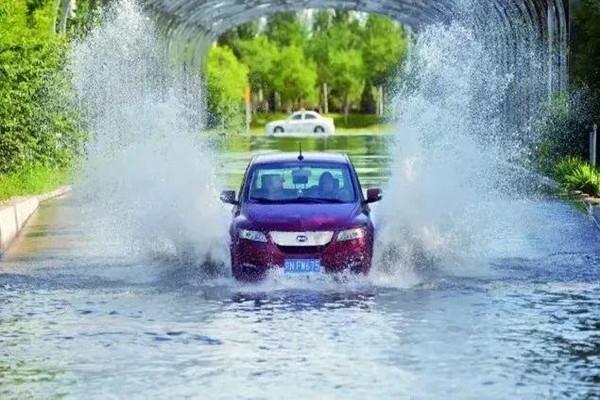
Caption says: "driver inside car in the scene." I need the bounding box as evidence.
[261,174,284,200]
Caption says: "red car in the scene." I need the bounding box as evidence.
[220,152,382,281]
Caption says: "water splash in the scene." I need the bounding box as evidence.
[65,0,562,288]
[372,20,545,284]
[70,0,229,270]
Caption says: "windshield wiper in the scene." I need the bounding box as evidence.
[296,197,346,204]
[250,197,290,204]
[251,197,347,204]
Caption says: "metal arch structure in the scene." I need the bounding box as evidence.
[146,0,571,108]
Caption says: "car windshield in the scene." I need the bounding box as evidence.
[247,162,356,204]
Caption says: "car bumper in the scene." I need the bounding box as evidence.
[231,236,373,281]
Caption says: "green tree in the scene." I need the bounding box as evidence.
[217,21,260,57]
[0,0,85,174]
[205,45,249,131]
[271,46,317,112]
[307,10,333,112]
[264,12,307,47]
[329,49,365,123]
[322,16,365,120]
[213,9,409,119]
[363,15,407,115]
[235,35,279,110]
[572,0,600,123]
[65,0,116,37]
[307,10,365,114]
[312,9,333,34]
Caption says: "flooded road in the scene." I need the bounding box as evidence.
[1,135,600,399]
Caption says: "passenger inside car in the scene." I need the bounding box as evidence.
[249,164,356,203]
[317,172,339,199]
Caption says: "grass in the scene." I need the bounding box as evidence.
[554,157,600,197]
[248,112,391,135]
[0,166,71,202]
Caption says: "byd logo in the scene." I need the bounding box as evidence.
[296,235,308,243]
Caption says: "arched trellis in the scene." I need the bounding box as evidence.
[145,0,569,126]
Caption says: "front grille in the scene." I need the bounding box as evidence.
[276,245,326,255]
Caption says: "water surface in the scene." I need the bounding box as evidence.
[1,134,599,400]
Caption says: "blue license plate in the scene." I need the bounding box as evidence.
[284,259,322,274]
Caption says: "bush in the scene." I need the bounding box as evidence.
[554,157,600,197]
[0,166,70,201]
[0,0,86,175]
[555,157,584,181]
[206,45,249,132]
[534,92,594,174]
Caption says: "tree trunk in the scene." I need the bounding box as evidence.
[275,92,281,112]
[343,93,350,125]
[257,88,263,113]
[377,85,384,117]
[323,82,329,114]
[57,0,72,34]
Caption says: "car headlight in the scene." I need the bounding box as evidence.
[337,228,366,242]
[239,229,268,243]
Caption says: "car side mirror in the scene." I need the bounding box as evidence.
[365,188,383,204]
[220,190,238,205]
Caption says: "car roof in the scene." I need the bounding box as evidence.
[251,152,349,165]
[292,111,318,115]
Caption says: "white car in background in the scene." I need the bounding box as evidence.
[265,111,335,135]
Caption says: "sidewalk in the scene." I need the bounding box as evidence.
[0,186,71,256]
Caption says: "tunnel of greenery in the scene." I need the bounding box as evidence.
[1,0,600,200]
[205,11,408,131]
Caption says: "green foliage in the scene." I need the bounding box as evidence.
[363,15,407,87]
[554,157,600,197]
[566,165,600,197]
[66,0,116,38]
[572,1,600,95]
[206,45,249,131]
[329,49,364,121]
[264,12,308,47]
[0,0,86,177]
[0,165,71,201]
[271,46,318,109]
[533,3,600,171]
[217,21,260,57]
[330,113,381,129]
[319,17,365,116]
[212,10,408,117]
[555,157,583,181]
[534,92,594,173]
[236,35,279,94]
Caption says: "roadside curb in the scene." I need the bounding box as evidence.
[579,195,600,230]
[0,186,71,257]
[586,203,600,230]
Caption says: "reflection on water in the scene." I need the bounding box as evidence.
[215,134,392,189]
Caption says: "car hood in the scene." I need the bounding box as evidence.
[239,202,363,231]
